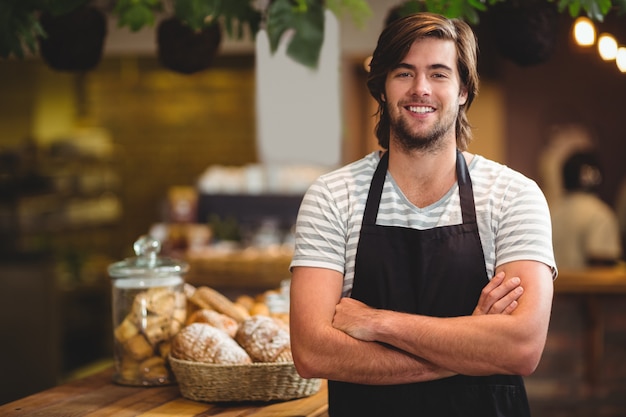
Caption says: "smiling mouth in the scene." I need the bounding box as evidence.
[407,105,435,114]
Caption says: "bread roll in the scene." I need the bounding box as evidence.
[185,309,238,337]
[235,294,255,311]
[235,315,292,363]
[171,323,251,364]
[249,302,270,317]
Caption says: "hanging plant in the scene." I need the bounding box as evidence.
[38,4,107,72]
[157,18,222,74]
[488,0,559,66]
[1,0,625,71]
[155,0,260,74]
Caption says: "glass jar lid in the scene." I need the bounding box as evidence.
[108,235,189,279]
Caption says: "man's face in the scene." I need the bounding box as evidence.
[383,38,468,151]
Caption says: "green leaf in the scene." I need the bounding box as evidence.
[174,0,220,31]
[267,0,325,69]
[468,0,488,12]
[114,0,162,32]
[441,2,464,18]
[325,0,372,28]
[587,2,603,20]
[396,1,427,16]
[217,0,262,40]
[462,6,481,24]
[175,0,262,40]
[569,2,582,16]
[119,5,156,31]
[0,2,44,59]
[550,0,613,20]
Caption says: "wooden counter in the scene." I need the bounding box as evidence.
[555,264,626,293]
[553,264,626,386]
[0,367,329,417]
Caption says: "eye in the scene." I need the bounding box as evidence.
[394,71,412,78]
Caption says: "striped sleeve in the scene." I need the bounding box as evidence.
[290,175,348,274]
[480,161,557,278]
[497,182,556,275]
[290,153,378,294]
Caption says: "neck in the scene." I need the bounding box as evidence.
[387,143,461,208]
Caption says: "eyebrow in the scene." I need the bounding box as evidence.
[392,62,454,72]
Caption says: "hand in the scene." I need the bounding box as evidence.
[472,271,523,316]
[333,297,378,342]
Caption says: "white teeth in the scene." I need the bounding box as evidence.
[408,106,434,114]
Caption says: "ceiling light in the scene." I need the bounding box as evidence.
[616,47,626,72]
[598,33,618,60]
[573,16,596,46]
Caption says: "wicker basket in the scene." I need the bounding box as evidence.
[169,356,322,402]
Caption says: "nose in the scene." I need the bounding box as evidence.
[411,73,431,96]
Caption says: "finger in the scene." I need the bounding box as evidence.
[473,273,505,315]
[488,285,524,314]
[474,272,509,315]
[474,275,522,315]
[501,300,519,315]
[481,271,506,294]
[484,276,521,308]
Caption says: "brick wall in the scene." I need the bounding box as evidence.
[84,55,258,250]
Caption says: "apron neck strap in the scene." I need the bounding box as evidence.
[456,149,477,224]
[362,151,388,225]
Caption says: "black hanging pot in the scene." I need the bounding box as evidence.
[488,0,559,66]
[157,17,222,74]
[38,5,107,72]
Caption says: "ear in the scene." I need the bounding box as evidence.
[459,87,468,106]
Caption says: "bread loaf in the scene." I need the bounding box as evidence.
[235,315,292,363]
[171,323,252,364]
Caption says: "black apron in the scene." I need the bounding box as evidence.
[328,151,531,417]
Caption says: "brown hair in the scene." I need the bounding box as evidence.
[366,12,479,150]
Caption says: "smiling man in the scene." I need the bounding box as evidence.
[289,12,556,417]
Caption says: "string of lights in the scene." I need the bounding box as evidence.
[573,16,626,73]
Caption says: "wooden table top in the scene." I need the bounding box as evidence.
[0,368,329,417]
[555,264,626,294]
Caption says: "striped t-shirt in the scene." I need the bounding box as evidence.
[290,151,557,297]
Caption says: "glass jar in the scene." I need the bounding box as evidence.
[108,235,189,386]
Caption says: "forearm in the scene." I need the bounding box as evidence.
[291,323,455,384]
[374,312,537,376]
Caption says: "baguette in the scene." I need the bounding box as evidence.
[191,286,250,323]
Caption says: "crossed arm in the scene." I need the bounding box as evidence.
[290,260,553,385]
